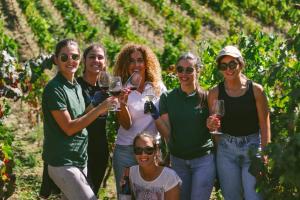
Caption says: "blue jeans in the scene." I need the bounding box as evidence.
[171,154,215,200]
[112,144,137,198]
[217,133,262,200]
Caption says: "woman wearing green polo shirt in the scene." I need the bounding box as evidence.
[152,52,215,200]
[42,39,117,199]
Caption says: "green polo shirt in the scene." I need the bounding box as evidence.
[159,87,213,160]
[42,72,88,168]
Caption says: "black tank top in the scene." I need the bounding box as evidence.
[218,80,259,136]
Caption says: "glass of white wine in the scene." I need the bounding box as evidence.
[142,87,156,103]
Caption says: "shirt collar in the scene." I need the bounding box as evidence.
[56,72,79,88]
[178,87,197,97]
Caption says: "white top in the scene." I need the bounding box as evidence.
[116,82,167,145]
[129,165,182,200]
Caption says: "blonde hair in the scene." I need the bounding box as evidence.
[113,44,162,96]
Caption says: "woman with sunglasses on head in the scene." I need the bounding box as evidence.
[126,132,181,200]
[112,44,167,198]
[150,52,216,200]
[76,44,110,196]
[207,46,271,200]
[42,39,117,199]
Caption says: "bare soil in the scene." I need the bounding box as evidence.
[0,0,40,61]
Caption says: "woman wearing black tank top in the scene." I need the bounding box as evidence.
[207,46,271,200]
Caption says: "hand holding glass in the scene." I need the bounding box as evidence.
[124,71,142,91]
[142,87,156,103]
[210,100,225,134]
[108,76,122,111]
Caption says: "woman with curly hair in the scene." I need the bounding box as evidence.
[112,44,166,197]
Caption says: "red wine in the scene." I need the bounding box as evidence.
[110,90,121,96]
[130,86,137,91]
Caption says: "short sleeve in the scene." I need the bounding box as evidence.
[44,86,67,111]
[164,168,182,192]
[159,92,168,115]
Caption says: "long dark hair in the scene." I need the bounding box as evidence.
[82,43,107,73]
[176,52,208,108]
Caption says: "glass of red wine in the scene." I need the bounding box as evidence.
[98,71,110,91]
[108,76,122,111]
[124,71,142,91]
[210,100,225,134]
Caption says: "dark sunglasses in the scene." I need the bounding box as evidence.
[176,66,195,74]
[133,146,155,155]
[60,53,80,62]
[218,60,239,71]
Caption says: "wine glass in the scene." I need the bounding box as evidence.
[210,100,225,134]
[108,76,122,111]
[142,86,156,103]
[97,71,110,91]
[124,71,142,91]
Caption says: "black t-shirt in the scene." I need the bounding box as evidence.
[77,77,108,141]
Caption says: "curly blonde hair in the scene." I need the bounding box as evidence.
[113,44,162,95]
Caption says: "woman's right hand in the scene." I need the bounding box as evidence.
[119,88,131,106]
[100,96,118,111]
[206,115,221,132]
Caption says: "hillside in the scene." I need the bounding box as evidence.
[0,0,298,64]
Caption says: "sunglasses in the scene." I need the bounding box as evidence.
[60,53,80,62]
[176,66,195,74]
[218,60,238,71]
[133,146,155,155]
